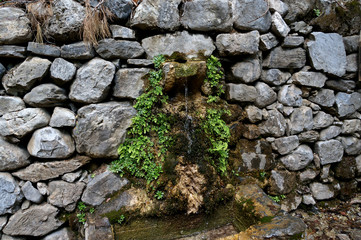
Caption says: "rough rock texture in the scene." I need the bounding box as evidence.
[49,107,76,128]
[310,182,335,200]
[3,203,63,237]
[283,36,304,47]
[0,108,50,139]
[307,32,347,77]
[284,0,314,22]
[0,7,32,45]
[308,89,335,107]
[272,135,299,155]
[181,0,232,32]
[341,137,361,156]
[261,69,291,86]
[0,45,26,58]
[260,33,279,51]
[342,120,361,134]
[231,56,261,83]
[95,39,144,60]
[84,216,114,240]
[69,58,115,104]
[47,181,86,211]
[91,0,132,21]
[280,145,314,171]
[2,57,51,95]
[313,111,333,130]
[44,0,86,42]
[233,0,272,32]
[81,171,128,206]
[271,12,290,37]
[130,0,181,31]
[0,173,23,215]
[23,84,68,107]
[260,110,287,137]
[315,140,344,165]
[41,228,74,240]
[216,31,259,56]
[142,31,215,59]
[12,156,91,182]
[27,127,75,159]
[263,47,306,69]
[113,68,150,99]
[292,71,328,88]
[27,42,61,57]
[60,42,95,60]
[289,106,313,135]
[110,25,135,40]
[72,102,136,158]
[255,82,277,108]
[226,83,257,103]
[325,79,355,92]
[50,58,76,85]
[21,181,43,204]
[0,137,30,171]
[269,170,296,195]
[278,84,302,107]
[319,126,341,141]
[335,92,361,117]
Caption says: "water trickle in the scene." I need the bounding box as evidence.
[184,80,194,154]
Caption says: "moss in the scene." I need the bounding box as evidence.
[174,62,199,78]
[259,216,274,224]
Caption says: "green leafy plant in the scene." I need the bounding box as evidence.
[77,213,86,224]
[89,208,95,214]
[269,195,286,203]
[154,190,164,200]
[205,55,225,103]
[110,55,170,183]
[78,201,86,212]
[313,8,321,17]
[117,214,125,225]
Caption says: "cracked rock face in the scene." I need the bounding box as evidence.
[0,173,23,215]
[0,137,30,171]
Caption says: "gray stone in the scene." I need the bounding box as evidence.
[299,169,318,183]
[12,156,91,182]
[216,31,259,56]
[142,31,215,59]
[21,181,43,204]
[281,194,302,212]
[231,57,261,83]
[0,63,5,79]
[113,68,151,99]
[319,126,341,140]
[245,105,263,123]
[84,216,113,240]
[37,183,48,196]
[0,7,32,44]
[307,32,346,77]
[3,203,63,237]
[49,107,76,128]
[233,0,272,32]
[343,35,359,54]
[73,102,136,158]
[335,92,361,117]
[261,69,291,86]
[130,0,181,31]
[271,12,290,37]
[225,83,257,103]
[91,0,132,21]
[95,39,144,60]
[44,0,85,42]
[280,145,313,171]
[346,53,357,72]
[61,170,82,183]
[1,235,26,240]
[283,35,304,48]
[308,89,335,108]
[41,227,74,240]
[313,111,334,130]
[289,106,313,135]
[0,96,25,116]
[50,58,76,85]
[27,42,60,57]
[310,182,335,200]
[341,137,361,155]
[48,181,86,211]
[269,0,289,16]
[255,82,277,108]
[2,57,51,95]
[127,59,153,67]
[0,108,50,139]
[342,119,361,134]
[269,170,296,195]
[0,216,8,231]
[290,21,313,35]
[325,79,355,92]
[302,194,316,205]
[23,84,68,107]
[278,84,302,107]
[181,0,232,32]
[315,140,344,165]
[0,138,30,171]
[110,25,135,40]
[0,46,26,58]
[260,110,287,137]
[81,170,129,206]
[69,58,115,104]
[284,0,315,22]
[291,71,328,88]
[263,47,306,69]
[298,131,319,143]
[259,33,279,51]
[0,173,23,215]
[272,135,299,155]
[61,42,95,60]
[27,127,75,159]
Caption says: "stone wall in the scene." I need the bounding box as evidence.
[0,0,360,239]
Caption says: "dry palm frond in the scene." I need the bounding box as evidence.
[26,0,53,43]
[82,0,114,45]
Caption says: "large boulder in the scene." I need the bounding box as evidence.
[130,0,181,31]
[307,32,347,77]
[0,137,30,171]
[2,57,51,95]
[335,92,361,118]
[23,84,68,107]
[181,0,232,32]
[0,96,25,116]
[12,156,91,182]
[47,181,86,211]
[0,108,50,139]
[216,31,259,56]
[95,39,144,60]
[113,68,151,99]
[315,140,344,165]
[233,0,272,32]
[263,47,306,69]
[3,204,63,237]
[44,0,86,42]
[0,7,32,44]
[69,58,115,104]
[142,31,215,59]
[27,127,75,159]
[72,102,136,158]
[0,173,23,215]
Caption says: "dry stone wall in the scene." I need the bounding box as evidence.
[0,0,360,239]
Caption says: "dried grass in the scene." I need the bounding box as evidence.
[26,0,53,43]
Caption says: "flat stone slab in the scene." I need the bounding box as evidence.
[263,47,306,69]
[0,45,27,58]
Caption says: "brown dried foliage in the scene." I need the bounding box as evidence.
[26,0,53,43]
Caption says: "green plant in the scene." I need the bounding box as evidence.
[269,194,286,203]
[205,55,225,103]
[313,8,321,17]
[117,214,125,225]
[78,201,86,212]
[110,55,170,183]
[154,190,164,200]
[89,208,95,214]
[77,213,86,224]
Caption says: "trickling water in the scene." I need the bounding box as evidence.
[184,80,194,154]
